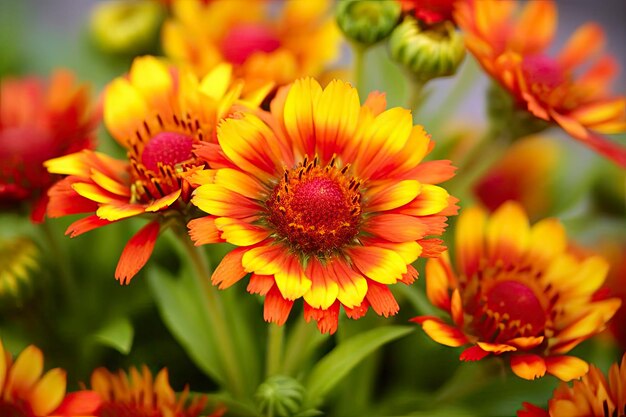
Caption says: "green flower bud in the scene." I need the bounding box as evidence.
[90,0,164,56]
[255,375,305,417]
[0,236,38,308]
[389,16,465,82]
[337,0,401,47]
[487,82,550,141]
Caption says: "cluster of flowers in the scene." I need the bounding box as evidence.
[1,0,625,416]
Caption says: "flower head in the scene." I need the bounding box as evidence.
[412,201,621,381]
[45,56,266,284]
[474,135,561,221]
[189,77,458,334]
[162,0,340,91]
[0,340,100,416]
[0,70,97,222]
[518,353,626,417]
[399,0,457,25]
[88,366,216,417]
[455,0,626,166]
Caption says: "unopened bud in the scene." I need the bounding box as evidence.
[337,0,401,46]
[255,375,306,417]
[389,16,465,82]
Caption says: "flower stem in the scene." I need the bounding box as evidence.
[407,77,426,113]
[40,220,77,305]
[266,323,285,378]
[352,43,366,94]
[175,229,247,399]
[282,319,328,376]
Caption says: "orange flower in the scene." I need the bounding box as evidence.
[399,0,457,25]
[188,78,458,334]
[0,70,98,222]
[474,135,561,221]
[87,366,219,417]
[412,201,621,381]
[162,0,340,91]
[0,340,100,416]
[518,353,626,417]
[455,0,626,166]
[45,56,267,284]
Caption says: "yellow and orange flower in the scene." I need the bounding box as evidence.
[518,353,626,417]
[0,340,100,416]
[0,70,98,223]
[45,55,267,284]
[474,135,561,221]
[188,77,458,334]
[412,201,621,381]
[162,0,340,91]
[87,366,220,417]
[455,0,626,166]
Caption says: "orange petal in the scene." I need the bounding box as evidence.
[507,336,544,350]
[363,214,427,243]
[264,286,294,326]
[486,201,529,267]
[66,215,114,238]
[212,247,249,289]
[545,356,589,381]
[425,255,453,310]
[247,274,275,296]
[363,91,387,116]
[304,301,340,335]
[71,182,119,204]
[96,202,145,221]
[410,160,457,184]
[332,260,368,309]
[104,77,149,145]
[115,222,160,285]
[51,391,102,416]
[509,1,556,54]
[28,368,66,416]
[214,217,270,246]
[282,78,323,157]
[365,180,421,212]
[144,190,182,212]
[476,342,517,354]
[558,23,605,69]
[571,99,626,127]
[412,316,469,347]
[192,184,261,218]
[525,218,566,266]
[213,168,265,199]
[46,178,99,218]
[397,185,450,216]
[460,346,490,362]
[188,217,221,246]
[303,258,339,310]
[510,354,547,380]
[274,253,312,300]
[348,246,407,284]
[365,280,399,317]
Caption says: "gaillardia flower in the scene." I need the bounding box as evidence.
[45,56,266,284]
[0,70,97,222]
[0,340,100,416]
[455,0,626,166]
[474,135,561,221]
[88,366,218,417]
[189,78,458,334]
[518,353,626,417]
[162,0,340,91]
[412,201,621,381]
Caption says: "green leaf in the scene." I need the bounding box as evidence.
[91,316,134,354]
[147,265,224,384]
[305,325,413,406]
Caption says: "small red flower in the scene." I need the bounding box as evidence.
[0,70,98,222]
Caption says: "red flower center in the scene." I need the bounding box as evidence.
[485,280,546,338]
[141,131,194,172]
[98,403,160,417]
[221,24,281,65]
[266,156,362,256]
[521,55,565,90]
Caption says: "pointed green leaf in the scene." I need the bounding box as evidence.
[305,325,413,406]
[91,316,134,354]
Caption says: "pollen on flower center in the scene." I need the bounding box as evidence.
[522,55,565,89]
[266,156,362,256]
[221,24,281,65]
[485,280,546,336]
[140,131,194,172]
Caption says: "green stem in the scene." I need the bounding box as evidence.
[393,284,439,317]
[266,323,285,378]
[174,229,247,399]
[407,77,426,113]
[433,359,502,405]
[40,220,77,304]
[282,319,327,376]
[352,43,366,94]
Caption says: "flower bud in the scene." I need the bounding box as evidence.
[255,375,305,417]
[336,0,401,46]
[389,16,465,82]
[90,0,164,56]
[0,236,38,308]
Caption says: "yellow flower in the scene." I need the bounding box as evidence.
[518,353,626,417]
[412,201,621,381]
[188,78,458,334]
[162,0,340,91]
[45,56,267,284]
[0,340,100,416]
